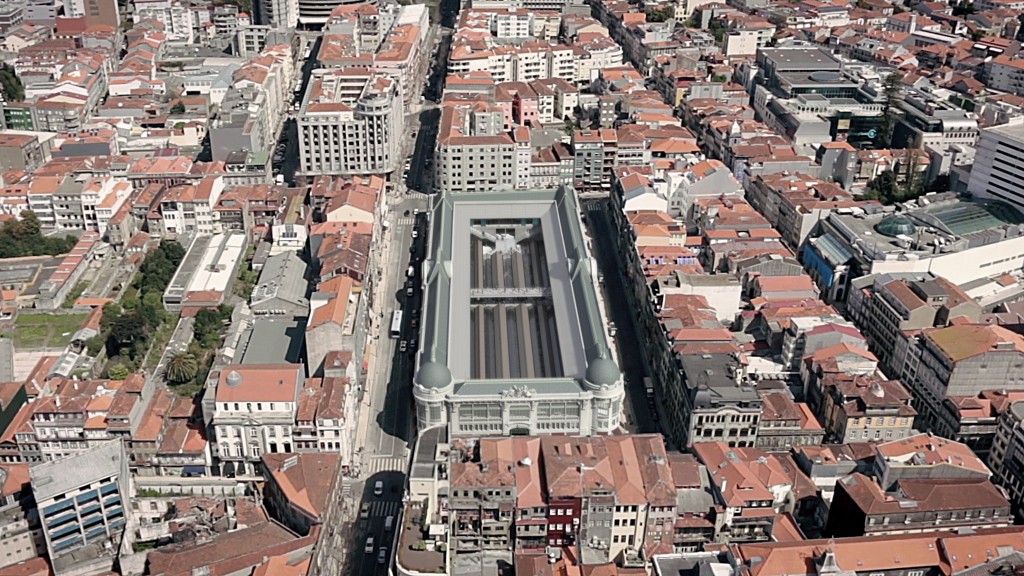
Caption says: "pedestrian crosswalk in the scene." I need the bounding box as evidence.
[341,480,352,500]
[394,217,416,227]
[364,456,408,476]
[363,500,402,519]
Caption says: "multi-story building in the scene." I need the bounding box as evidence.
[30,440,134,576]
[155,176,226,239]
[969,121,1024,211]
[435,104,519,193]
[902,324,1024,434]
[253,0,298,27]
[826,473,1011,537]
[755,390,824,451]
[817,374,916,444]
[132,0,193,43]
[984,55,1024,97]
[448,434,675,563]
[873,433,992,490]
[0,464,43,570]
[297,70,404,176]
[692,442,799,542]
[803,193,1024,305]
[412,186,624,436]
[211,364,303,477]
[676,352,762,449]
[846,272,982,375]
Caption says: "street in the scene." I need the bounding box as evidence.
[582,199,662,436]
[347,194,429,576]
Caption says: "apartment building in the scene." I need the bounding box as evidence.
[253,0,298,27]
[755,390,824,451]
[448,435,675,564]
[0,464,43,570]
[155,176,226,239]
[132,0,193,43]
[676,352,762,449]
[435,104,519,193]
[211,364,304,477]
[984,55,1024,97]
[817,374,916,444]
[873,433,992,490]
[30,440,134,576]
[846,272,982,375]
[297,70,404,176]
[969,121,1024,211]
[903,324,1024,434]
[987,400,1024,516]
[826,473,1010,537]
[692,442,798,542]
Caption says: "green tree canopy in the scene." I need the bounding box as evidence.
[165,351,199,384]
[0,211,77,258]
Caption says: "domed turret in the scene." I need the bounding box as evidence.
[415,361,453,391]
[586,357,620,387]
[226,371,242,387]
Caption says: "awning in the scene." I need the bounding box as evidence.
[182,465,206,477]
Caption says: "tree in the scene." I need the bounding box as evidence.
[165,351,199,384]
[864,170,899,203]
[926,173,950,193]
[645,6,674,22]
[108,363,131,380]
[0,65,24,102]
[877,72,902,148]
[170,101,186,115]
[709,20,727,42]
[0,211,77,258]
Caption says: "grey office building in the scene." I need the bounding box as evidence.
[412,185,624,436]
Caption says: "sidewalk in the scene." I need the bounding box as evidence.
[352,206,396,469]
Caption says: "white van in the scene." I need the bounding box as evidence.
[385,515,395,531]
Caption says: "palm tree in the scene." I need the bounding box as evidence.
[165,351,198,384]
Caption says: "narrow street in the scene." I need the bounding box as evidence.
[582,199,662,437]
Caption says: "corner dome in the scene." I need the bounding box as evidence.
[586,357,620,386]
[874,215,916,237]
[416,361,452,390]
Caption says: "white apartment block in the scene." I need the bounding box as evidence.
[986,56,1024,97]
[212,365,303,477]
[253,0,298,28]
[157,176,226,238]
[298,70,404,175]
[968,120,1024,210]
[132,0,194,43]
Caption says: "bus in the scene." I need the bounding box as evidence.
[390,310,403,339]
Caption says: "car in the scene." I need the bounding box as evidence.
[365,537,375,554]
[400,341,408,352]
[412,229,418,239]
[385,515,395,531]
[377,547,388,564]
[360,503,370,519]
[406,286,414,297]
[411,318,419,329]
[374,480,384,497]
[409,337,418,349]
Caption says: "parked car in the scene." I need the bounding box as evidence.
[365,537,375,554]
[400,341,408,352]
[374,480,384,497]
[378,547,388,564]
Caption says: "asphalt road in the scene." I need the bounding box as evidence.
[582,199,662,437]
[348,195,429,576]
